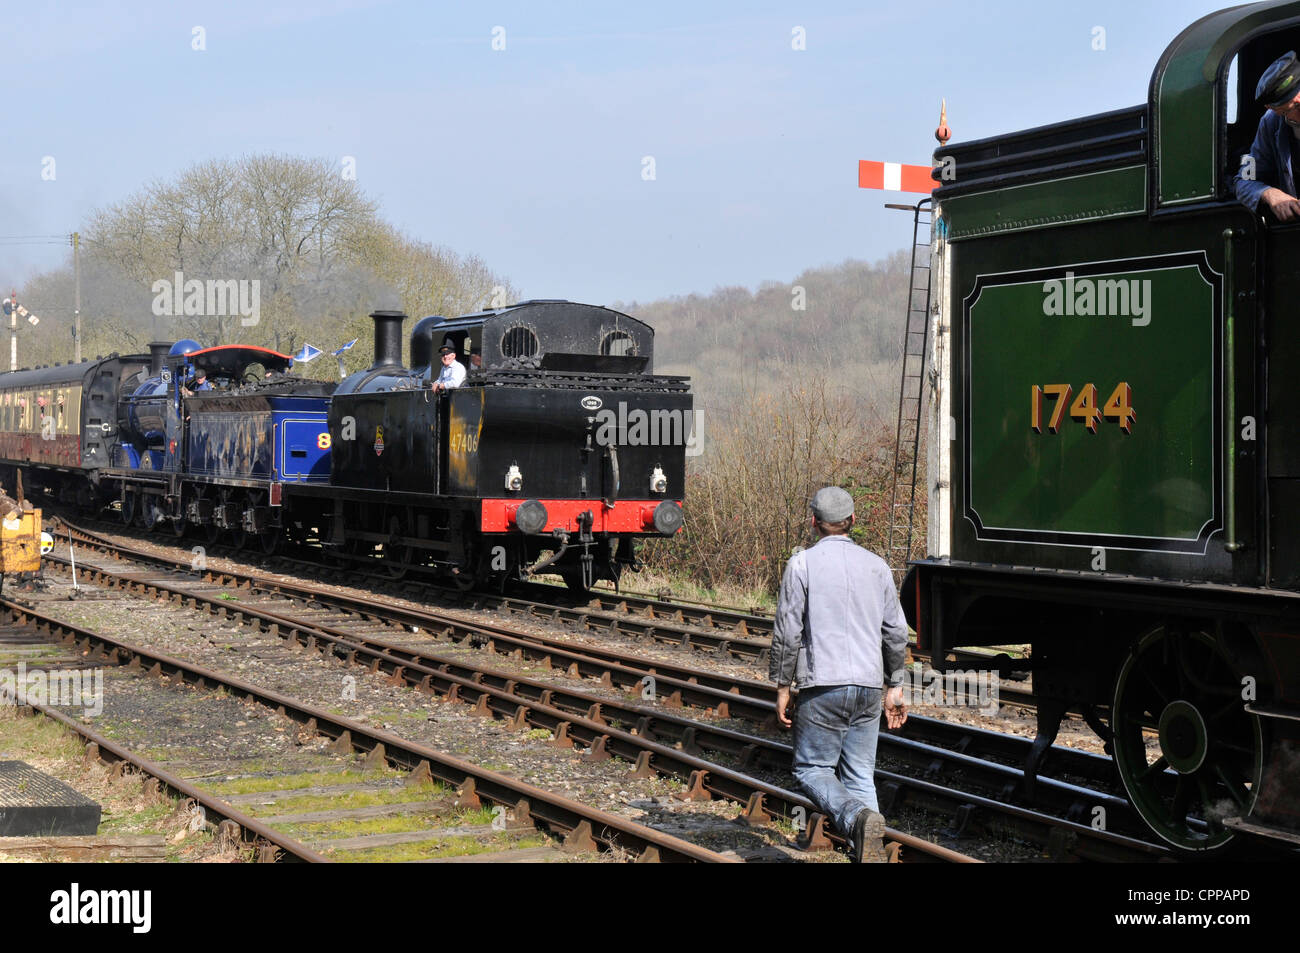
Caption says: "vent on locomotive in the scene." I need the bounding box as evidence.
[501,326,538,358]
[600,329,635,356]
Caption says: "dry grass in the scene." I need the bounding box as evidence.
[641,371,926,597]
[0,706,242,861]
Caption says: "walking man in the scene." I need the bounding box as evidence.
[770,486,909,862]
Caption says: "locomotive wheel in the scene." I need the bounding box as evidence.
[1111,625,1263,854]
[138,495,161,532]
[257,528,281,555]
[452,545,486,591]
[382,516,411,579]
[120,492,136,526]
[251,492,280,555]
[169,489,189,537]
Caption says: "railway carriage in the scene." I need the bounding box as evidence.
[0,353,151,501]
[904,1,1300,853]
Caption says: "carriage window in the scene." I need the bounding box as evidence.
[601,330,636,356]
[501,326,539,358]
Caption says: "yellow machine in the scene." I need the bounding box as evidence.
[0,508,43,577]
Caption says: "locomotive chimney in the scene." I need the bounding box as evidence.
[148,341,172,377]
[370,310,407,370]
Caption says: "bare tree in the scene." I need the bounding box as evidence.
[20,154,513,365]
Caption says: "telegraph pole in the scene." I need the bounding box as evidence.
[8,289,15,372]
[71,232,81,363]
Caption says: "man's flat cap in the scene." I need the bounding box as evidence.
[438,340,456,353]
[811,486,854,522]
[1257,51,1300,108]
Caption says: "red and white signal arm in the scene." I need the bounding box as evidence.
[858,160,936,194]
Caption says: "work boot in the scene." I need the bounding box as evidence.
[851,809,888,863]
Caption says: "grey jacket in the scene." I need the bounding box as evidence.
[769,535,908,690]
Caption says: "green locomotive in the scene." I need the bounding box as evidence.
[904,1,1300,854]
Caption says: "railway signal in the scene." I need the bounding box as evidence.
[859,102,953,195]
[2,294,44,371]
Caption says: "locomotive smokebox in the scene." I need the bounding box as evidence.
[147,342,172,377]
[369,310,407,370]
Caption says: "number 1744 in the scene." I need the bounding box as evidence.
[1031,382,1135,434]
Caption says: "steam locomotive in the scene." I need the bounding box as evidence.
[904,1,1300,854]
[0,300,691,591]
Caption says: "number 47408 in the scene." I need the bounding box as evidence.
[1031,382,1135,434]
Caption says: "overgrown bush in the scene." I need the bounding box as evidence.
[641,370,926,595]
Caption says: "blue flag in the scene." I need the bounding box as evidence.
[333,339,358,356]
[294,343,323,363]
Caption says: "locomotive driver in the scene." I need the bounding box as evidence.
[431,340,466,393]
[1234,50,1300,222]
[770,486,910,863]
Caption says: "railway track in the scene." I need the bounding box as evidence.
[59,513,1052,713]
[35,544,972,862]
[62,512,779,658]
[58,518,1065,734]
[37,520,1184,861]
[0,595,734,863]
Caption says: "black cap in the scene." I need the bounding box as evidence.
[1257,51,1300,108]
[438,340,456,354]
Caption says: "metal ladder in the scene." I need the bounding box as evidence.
[885,198,933,584]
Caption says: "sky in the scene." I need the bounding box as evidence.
[0,0,1240,307]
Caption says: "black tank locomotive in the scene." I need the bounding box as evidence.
[318,301,691,588]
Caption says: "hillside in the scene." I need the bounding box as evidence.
[617,250,912,421]
[617,252,920,595]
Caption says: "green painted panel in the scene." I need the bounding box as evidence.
[1155,34,1215,204]
[967,260,1218,543]
[944,166,1145,241]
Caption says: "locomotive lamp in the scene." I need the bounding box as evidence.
[505,464,523,492]
[650,466,667,494]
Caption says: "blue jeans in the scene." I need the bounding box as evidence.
[791,684,882,836]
